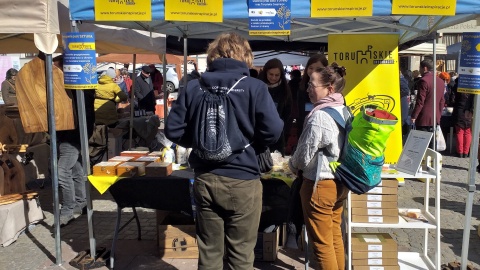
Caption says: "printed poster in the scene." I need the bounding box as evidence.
[392,0,456,16]
[311,0,373,17]
[94,0,151,21]
[328,33,402,164]
[249,0,291,36]
[165,0,222,22]
[458,32,480,94]
[62,32,98,90]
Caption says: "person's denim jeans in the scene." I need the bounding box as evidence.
[58,141,86,216]
[193,172,262,270]
[300,178,349,270]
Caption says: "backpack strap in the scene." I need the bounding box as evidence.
[313,106,350,190]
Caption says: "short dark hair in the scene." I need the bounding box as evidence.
[249,68,258,78]
[420,59,434,71]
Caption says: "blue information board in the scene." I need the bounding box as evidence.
[248,0,291,36]
[62,32,97,90]
[458,32,480,94]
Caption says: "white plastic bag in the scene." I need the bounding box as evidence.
[436,126,446,151]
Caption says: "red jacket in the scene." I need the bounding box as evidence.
[411,72,445,127]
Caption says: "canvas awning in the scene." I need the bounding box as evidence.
[96,53,195,65]
[399,42,447,55]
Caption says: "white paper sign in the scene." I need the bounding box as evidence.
[396,130,432,175]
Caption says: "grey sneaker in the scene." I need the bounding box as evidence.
[56,214,74,227]
[73,205,87,218]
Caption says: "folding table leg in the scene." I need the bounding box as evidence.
[132,207,141,240]
[110,207,122,269]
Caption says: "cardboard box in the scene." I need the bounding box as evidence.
[351,233,398,252]
[92,161,122,176]
[351,194,397,202]
[350,200,398,209]
[158,225,198,259]
[255,226,280,261]
[352,215,399,224]
[352,208,398,217]
[145,162,173,177]
[378,179,399,188]
[352,250,398,259]
[353,265,400,270]
[366,186,398,195]
[352,258,399,266]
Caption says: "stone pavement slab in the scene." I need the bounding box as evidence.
[0,153,480,269]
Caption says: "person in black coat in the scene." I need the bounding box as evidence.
[451,77,474,158]
[134,65,156,112]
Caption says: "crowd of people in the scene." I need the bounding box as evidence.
[2,31,478,269]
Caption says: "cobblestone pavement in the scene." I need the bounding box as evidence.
[1,153,480,269]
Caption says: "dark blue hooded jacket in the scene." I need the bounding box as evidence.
[165,58,283,180]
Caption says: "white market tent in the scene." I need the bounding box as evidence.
[253,51,310,67]
[0,0,167,267]
[69,2,480,269]
[399,42,447,55]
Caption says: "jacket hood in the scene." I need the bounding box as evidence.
[99,75,115,84]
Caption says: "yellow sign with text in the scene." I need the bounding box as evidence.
[392,0,456,16]
[312,0,373,17]
[94,0,151,21]
[328,33,402,164]
[165,0,222,22]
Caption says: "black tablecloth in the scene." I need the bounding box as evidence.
[109,171,291,229]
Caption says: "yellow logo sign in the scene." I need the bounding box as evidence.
[94,0,152,21]
[392,0,456,16]
[68,43,96,50]
[329,33,402,164]
[165,0,222,22]
[312,0,373,17]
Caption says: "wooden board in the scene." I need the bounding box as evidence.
[16,57,74,133]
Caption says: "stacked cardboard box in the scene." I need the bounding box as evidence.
[351,179,399,224]
[351,233,399,269]
[157,210,197,259]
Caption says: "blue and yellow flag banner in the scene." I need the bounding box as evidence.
[311,0,373,17]
[94,0,151,21]
[392,0,456,16]
[458,32,480,94]
[328,33,402,164]
[165,0,222,22]
[62,32,97,90]
[249,0,291,36]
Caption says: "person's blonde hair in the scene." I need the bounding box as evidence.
[206,32,253,68]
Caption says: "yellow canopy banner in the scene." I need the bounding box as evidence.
[328,33,402,165]
[311,0,373,17]
[392,0,456,16]
[165,0,223,22]
[94,0,152,21]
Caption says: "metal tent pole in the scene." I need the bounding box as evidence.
[71,19,97,261]
[432,34,437,150]
[460,90,480,270]
[129,54,137,149]
[46,53,62,265]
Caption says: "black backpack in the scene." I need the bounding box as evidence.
[191,76,249,163]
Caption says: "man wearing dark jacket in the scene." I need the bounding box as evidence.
[411,59,445,150]
[134,65,155,112]
[165,32,283,270]
[54,55,95,226]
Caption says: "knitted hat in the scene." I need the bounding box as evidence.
[439,71,450,83]
[106,68,116,79]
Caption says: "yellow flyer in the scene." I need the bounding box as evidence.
[311,0,373,17]
[328,33,402,164]
[392,0,456,16]
[165,0,222,22]
[94,0,151,21]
